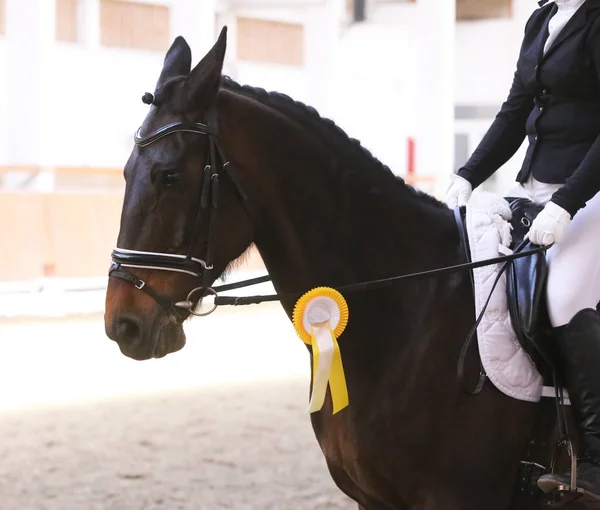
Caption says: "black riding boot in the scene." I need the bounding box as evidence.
[537,308,600,497]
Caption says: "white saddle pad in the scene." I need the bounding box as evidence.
[465,192,567,403]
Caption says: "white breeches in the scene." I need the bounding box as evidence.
[507,178,600,327]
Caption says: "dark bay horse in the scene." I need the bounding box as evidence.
[104,28,569,509]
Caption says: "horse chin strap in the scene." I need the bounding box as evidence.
[108,103,227,319]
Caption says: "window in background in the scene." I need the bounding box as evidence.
[56,0,79,43]
[100,0,170,52]
[236,17,304,67]
[456,0,512,21]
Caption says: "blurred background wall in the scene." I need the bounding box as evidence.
[0,0,538,308]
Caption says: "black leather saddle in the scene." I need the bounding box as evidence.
[455,197,562,383]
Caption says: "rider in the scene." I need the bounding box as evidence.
[445,0,600,496]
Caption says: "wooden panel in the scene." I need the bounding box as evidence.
[0,193,123,281]
[457,0,512,21]
[44,194,124,278]
[56,0,79,43]
[237,17,304,67]
[0,165,123,176]
[0,166,125,194]
[100,0,170,52]
[0,0,5,35]
[0,194,47,280]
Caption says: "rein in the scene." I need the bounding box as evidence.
[211,243,547,307]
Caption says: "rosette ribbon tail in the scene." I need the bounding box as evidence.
[292,287,350,415]
[328,323,349,414]
[306,323,349,414]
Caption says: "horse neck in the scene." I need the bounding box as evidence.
[217,88,461,296]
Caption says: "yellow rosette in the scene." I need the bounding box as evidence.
[292,287,349,414]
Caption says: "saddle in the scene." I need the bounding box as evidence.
[504,197,560,377]
[455,196,562,381]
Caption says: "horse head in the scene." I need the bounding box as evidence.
[104,28,254,360]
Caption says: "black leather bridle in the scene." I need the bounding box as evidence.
[109,107,229,318]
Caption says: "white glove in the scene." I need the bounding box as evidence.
[527,201,571,246]
[444,174,473,209]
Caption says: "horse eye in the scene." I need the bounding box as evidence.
[162,170,181,187]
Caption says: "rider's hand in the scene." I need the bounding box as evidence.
[444,174,473,209]
[527,201,571,246]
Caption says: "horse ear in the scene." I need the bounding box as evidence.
[183,26,227,110]
[155,36,192,90]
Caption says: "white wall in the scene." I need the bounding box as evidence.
[455,18,521,106]
[0,0,338,174]
[331,22,417,176]
[0,0,543,193]
[6,42,168,170]
[53,44,166,168]
[0,0,223,174]
[332,0,455,194]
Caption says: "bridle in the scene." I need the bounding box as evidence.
[109,106,230,318]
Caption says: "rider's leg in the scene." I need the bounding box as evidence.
[536,190,600,496]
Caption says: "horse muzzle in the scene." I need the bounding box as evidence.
[105,309,186,360]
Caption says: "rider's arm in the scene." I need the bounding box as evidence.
[550,18,600,217]
[456,69,534,189]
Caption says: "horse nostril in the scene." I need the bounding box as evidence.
[113,315,142,346]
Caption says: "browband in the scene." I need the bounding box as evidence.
[134,122,218,147]
[111,247,213,277]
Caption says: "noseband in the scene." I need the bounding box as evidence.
[109,108,228,318]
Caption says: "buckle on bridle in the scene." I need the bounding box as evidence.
[135,279,146,290]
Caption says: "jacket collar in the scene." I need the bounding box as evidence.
[541,0,600,60]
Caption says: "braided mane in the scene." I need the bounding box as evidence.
[220,76,445,210]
